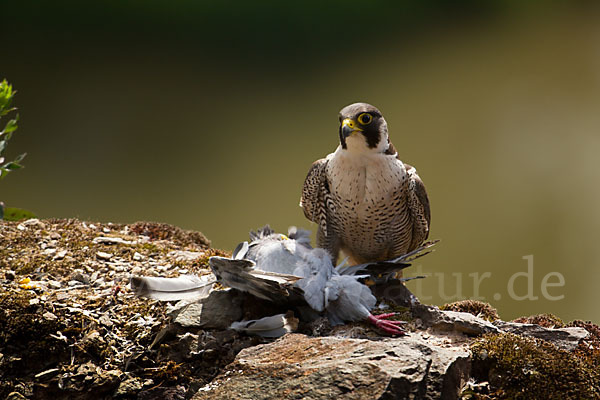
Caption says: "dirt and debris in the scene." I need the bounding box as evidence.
[0,219,254,399]
[2,218,599,399]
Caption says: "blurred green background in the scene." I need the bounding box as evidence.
[2,1,599,323]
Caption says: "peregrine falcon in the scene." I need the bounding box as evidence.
[300,102,430,265]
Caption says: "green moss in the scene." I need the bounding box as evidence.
[567,320,600,372]
[441,300,500,322]
[470,333,600,399]
[512,313,564,328]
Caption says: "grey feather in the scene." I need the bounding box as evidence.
[227,227,376,326]
[129,275,215,301]
[232,241,249,260]
[325,275,376,325]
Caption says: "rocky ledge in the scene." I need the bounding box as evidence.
[1,219,598,399]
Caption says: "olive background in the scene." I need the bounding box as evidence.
[2,1,599,323]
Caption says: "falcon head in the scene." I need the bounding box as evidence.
[338,102,390,153]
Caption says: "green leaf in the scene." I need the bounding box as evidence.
[0,80,16,116]
[1,161,23,170]
[0,116,19,136]
[2,207,37,221]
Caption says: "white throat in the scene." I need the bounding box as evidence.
[343,131,390,154]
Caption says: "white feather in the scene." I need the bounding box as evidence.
[129,274,215,301]
[230,313,298,338]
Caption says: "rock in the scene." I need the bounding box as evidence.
[96,251,113,260]
[42,312,58,321]
[493,321,589,351]
[413,305,500,336]
[192,333,471,400]
[47,279,62,289]
[172,290,243,330]
[5,270,16,281]
[168,250,204,262]
[17,218,46,230]
[93,236,134,245]
[138,385,186,400]
[53,249,68,260]
[371,279,421,308]
[114,375,143,396]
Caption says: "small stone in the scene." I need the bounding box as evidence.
[115,376,143,396]
[99,313,114,327]
[168,250,204,262]
[56,292,69,301]
[18,218,46,230]
[93,236,134,245]
[103,227,110,233]
[49,232,61,240]
[70,270,90,284]
[43,248,57,257]
[43,311,58,321]
[48,280,62,289]
[142,379,154,387]
[29,298,40,306]
[133,252,144,261]
[96,251,113,260]
[53,249,68,260]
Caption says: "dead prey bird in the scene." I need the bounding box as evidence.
[132,226,434,335]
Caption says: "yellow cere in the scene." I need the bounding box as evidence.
[342,118,362,131]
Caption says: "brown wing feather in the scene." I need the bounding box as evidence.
[404,162,431,250]
[300,158,340,261]
[388,139,431,237]
[300,158,327,222]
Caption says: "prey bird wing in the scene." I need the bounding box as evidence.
[209,256,304,303]
[129,275,215,301]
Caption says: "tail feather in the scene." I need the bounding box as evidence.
[249,225,275,241]
[336,240,439,281]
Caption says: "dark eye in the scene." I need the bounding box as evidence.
[358,113,372,125]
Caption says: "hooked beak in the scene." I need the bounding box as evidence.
[341,118,362,138]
